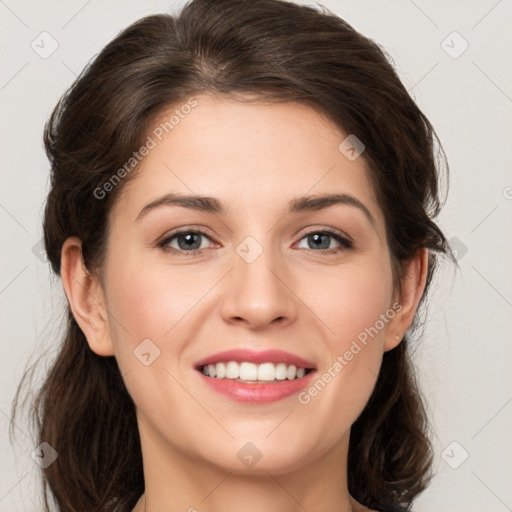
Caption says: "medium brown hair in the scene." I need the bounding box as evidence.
[12,0,454,510]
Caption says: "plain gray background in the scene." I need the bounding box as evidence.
[1,0,511,510]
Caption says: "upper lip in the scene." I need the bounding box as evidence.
[195,348,317,370]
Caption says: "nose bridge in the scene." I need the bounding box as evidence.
[220,233,296,329]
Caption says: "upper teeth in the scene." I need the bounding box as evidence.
[201,361,308,381]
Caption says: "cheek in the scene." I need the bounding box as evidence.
[311,256,394,342]
[106,255,203,341]
[104,254,220,377]
[103,259,206,421]
[305,259,394,409]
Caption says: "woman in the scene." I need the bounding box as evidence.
[12,0,453,510]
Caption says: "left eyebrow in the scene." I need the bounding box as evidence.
[135,192,377,230]
[287,193,377,230]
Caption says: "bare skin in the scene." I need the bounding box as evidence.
[131,493,379,511]
[61,93,427,512]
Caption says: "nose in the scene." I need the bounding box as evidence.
[220,243,298,331]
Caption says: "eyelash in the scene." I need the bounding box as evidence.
[157,227,353,256]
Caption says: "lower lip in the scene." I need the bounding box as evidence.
[196,370,316,403]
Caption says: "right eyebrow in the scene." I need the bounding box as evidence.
[136,194,226,222]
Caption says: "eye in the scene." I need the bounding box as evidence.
[296,229,353,253]
[158,229,214,255]
[158,227,353,256]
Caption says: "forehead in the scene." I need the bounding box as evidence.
[112,93,384,231]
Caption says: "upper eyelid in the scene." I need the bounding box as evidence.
[300,225,352,242]
[160,226,215,243]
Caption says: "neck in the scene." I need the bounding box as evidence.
[134,493,369,512]
[131,426,363,512]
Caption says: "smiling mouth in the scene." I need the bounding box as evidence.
[197,361,315,383]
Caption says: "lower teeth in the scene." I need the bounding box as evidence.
[234,378,299,383]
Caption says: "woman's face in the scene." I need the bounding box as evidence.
[93,94,407,475]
